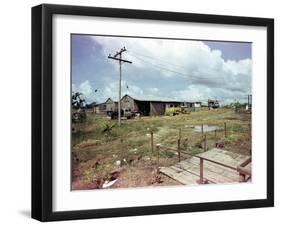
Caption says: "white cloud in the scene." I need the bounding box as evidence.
[87,36,252,104]
[171,85,212,103]
[72,80,94,103]
[79,80,92,97]
[171,85,247,105]
[103,81,144,101]
[148,87,159,93]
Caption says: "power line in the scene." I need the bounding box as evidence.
[128,52,187,76]
[128,50,185,70]
[127,52,222,84]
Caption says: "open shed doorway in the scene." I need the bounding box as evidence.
[136,101,151,116]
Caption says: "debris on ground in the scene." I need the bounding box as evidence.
[151,174,164,184]
[102,171,121,188]
[143,156,151,161]
[215,142,225,148]
[185,125,194,128]
[115,160,121,166]
[129,148,138,153]
[75,139,102,149]
[109,171,120,181]
[102,179,118,188]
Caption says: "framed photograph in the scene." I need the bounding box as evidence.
[32,4,274,221]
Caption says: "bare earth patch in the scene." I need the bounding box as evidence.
[72,165,181,190]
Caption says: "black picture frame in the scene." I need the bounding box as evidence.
[32,4,274,222]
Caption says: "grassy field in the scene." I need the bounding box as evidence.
[71,108,251,190]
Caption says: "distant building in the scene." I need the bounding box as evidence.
[93,94,201,116]
[194,102,202,108]
[105,98,118,112]
[121,94,188,116]
[93,98,117,114]
[85,101,96,109]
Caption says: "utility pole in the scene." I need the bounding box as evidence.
[247,94,252,108]
[108,47,132,126]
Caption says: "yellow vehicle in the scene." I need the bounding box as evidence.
[165,106,191,116]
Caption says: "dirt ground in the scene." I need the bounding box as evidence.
[72,165,181,190]
[72,153,182,190]
[71,108,251,190]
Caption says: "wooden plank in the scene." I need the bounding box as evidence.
[168,160,236,184]
[197,148,249,168]
[178,157,235,176]
[237,165,251,175]
[160,149,250,185]
[176,159,239,183]
[160,167,199,185]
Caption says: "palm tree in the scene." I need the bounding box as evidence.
[72,92,86,122]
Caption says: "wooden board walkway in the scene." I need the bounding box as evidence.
[160,148,250,185]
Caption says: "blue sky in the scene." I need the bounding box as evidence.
[71,35,252,105]
[203,41,251,61]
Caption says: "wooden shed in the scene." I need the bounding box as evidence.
[120,94,184,116]
[93,98,117,114]
[105,98,118,112]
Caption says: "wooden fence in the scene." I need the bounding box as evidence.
[153,122,251,183]
[114,121,251,183]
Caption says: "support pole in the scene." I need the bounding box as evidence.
[118,59,122,126]
[214,129,217,147]
[200,158,204,184]
[204,134,207,152]
[108,47,132,126]
[179,128,182,140]
[178,128,181,162]
[156,144,160,174]
[177,139,181,162]
[150,131,154,153]
[239,173,246,182]
[224,122,227,138]
[249,123,251,155]
[120,138,124,165]
[201,124,204,138]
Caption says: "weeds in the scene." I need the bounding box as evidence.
[73,108,251,188]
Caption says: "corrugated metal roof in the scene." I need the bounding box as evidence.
[94,94,201,105]
[122,94,184,103]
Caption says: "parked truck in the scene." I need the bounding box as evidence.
[165,106,192,116]
[109,108,136,120]
[208,99,219,109]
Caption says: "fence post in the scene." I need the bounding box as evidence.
[156,144,160,174]
[177,139,181,162]
[224,122,227,138]
[179,128,182,140]
[178,128,182,162]
[248,123,251,155]
[214,129,217,147]
[150,131,154,153]
[120,138,124,165]
[239,173,246,182]
[248,123,251,139]
[204,134,207,152]
[201,124,204,138]
[200,158,204,184]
